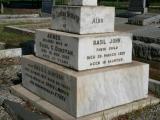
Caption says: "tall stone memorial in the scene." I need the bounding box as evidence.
[22,0,149,118]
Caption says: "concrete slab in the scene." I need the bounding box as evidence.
[11,85,160,120]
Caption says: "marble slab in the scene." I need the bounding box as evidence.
[22,55,149,117]
[51,6,115,34]
[35,29,132,71]
[68,0,97,6]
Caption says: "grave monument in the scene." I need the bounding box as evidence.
[22,0,149,118]
[41,0,54,16]
[128,0,160,26]
[128,0,148,14]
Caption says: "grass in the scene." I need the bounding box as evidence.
[3,8,39,14]
[0,7,39,14]
[0,22,34,48]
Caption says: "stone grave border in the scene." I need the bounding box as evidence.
[0,48,22,59]
[149,79,160,97]
[0,14,39,19]
[5,26,35,36]
[0,17,51,24]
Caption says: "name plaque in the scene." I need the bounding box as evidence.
[35,29,132,71]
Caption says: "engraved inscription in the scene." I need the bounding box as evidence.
[24,63,71,102]
[35,30,131,70]
[52,11,80,23]
[92,17,104,24]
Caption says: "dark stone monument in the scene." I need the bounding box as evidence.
[41,0,54,16]
[128,0,148,14]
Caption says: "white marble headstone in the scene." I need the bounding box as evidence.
[35,29,132,71]
[51,6,115,34]
[22,55,149,117]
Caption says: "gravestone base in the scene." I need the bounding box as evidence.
[11,85,160,120]
[128,13,160,26]
[22,55,149,117]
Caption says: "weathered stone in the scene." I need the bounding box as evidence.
[68,0,97,6]
[2,100,50,120]
[149,79,160,97]
[51,6,115,34]
[132,26,160,44]
[35,29,132,70]
[0,48,22,59]
[128,14,160,26]
[22,55,149,117]
[133,41,160,61]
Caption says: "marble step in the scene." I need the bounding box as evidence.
[22,55,149,117]
[35,29,132,71]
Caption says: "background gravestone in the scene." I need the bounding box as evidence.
[41,0,54,15]
[128,0,148,14]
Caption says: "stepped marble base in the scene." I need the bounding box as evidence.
[22,55,149,117]
[11,85,159,120]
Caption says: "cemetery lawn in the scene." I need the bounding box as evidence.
[0,22,34,48]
